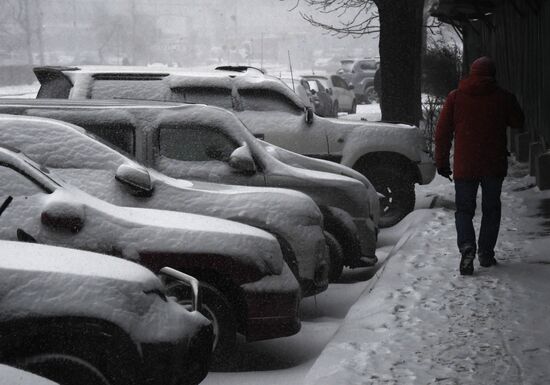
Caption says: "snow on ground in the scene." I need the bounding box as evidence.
[340,103,381,122]
[204,161,550,385]
[305,161,550,385]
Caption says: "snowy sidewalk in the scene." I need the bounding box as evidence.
[305,166,550,385]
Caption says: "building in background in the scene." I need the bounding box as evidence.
[430,0,550,190]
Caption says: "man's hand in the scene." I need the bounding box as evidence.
[437,166,453,181]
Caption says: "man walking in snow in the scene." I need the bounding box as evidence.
[435,56,524,275]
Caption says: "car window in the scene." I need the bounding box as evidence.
[340,61,354,72]
[36,75,73,99]
[90,80,170,101]
[159,123,238,162]
[317,78,330,89]
[331,76,347,89]
[305,80,319,92]
[0,165,46,197]
[76,121,136,156]
[170,87,233,109]
[358,61,377,71]
[239,88,301,113]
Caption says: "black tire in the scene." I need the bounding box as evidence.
[363,86,378,104]
[167,280,237,362]
[324,231,344,282]
[332,101,339,117]
[361,165,416,228]
[19,354,111,385]
[350,99,357,114]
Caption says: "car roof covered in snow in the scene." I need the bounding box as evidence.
[33,65,307,109]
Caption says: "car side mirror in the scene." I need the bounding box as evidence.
[348,84,354,90]
[229,144,256,174]
[327,88,333,95]
[41,201,85,233]
[115,163,154,197]
[305,106,314,124]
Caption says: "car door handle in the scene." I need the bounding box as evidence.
[254,133,265,140]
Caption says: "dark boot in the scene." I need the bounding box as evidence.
[479,253,498,267]
[459,250,475,275]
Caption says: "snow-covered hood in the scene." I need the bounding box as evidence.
[149,169,323,227]
[0,241,210,343]
[54,185,284,276]
[261,141,380,224]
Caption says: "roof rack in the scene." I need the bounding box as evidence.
[91,73,169,81]
[214,65,265,74]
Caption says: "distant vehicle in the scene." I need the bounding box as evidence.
[301,77,335,117]
[0,143,301,358]
[0,99,378,280]
[0,240,212,385]
[280,77,315,109]
[31,65,436,227]
[0,111,328,295]
[301,74,357,114]
[337,58,379,104]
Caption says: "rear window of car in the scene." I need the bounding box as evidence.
[358,61,377,70]
[36,75,73,99]
[90,80,170,101]
[169,86,233,109]
[340,61,354,72]
[78,121,136,156]
[239,88,301,113]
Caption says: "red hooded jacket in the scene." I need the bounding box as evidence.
[435,60,524,179]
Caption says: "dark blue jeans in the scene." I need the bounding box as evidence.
[454,177,504,257]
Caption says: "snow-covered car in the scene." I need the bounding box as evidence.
[0,112,328,296]
[0,100,377,281]
[0,241,212,385]
[301,74,357,114]
[337,58,379,104]
[0,365,58,385]
[31,65,436,227]
[0,144,301,357]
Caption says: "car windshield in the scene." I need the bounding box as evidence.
[340,61,354,72]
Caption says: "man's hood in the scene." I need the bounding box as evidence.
[458,75,498,96]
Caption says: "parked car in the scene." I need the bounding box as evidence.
[0,365,58,385]
[30,65,435,226]
[0,240,213,385]
[0,143,301,357]
[337,58,379,104]
[301,77,335,117]
[0,99,379,278]
[301,74,357,114]
[0,112,329,294]
[280,77,314,109]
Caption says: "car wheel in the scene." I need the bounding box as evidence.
[332,101,339,117]
[350,99,357,114]
[167,280,237,361]
[324,231,344,282]
[363,86,378,104]
[359,164,416,228]
[19,354,111,385]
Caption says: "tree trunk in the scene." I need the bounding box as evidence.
[377,0,424,126]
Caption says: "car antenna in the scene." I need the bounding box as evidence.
[288,50,295,92]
